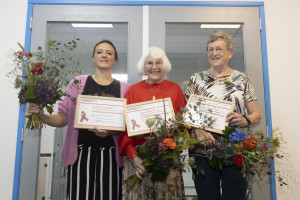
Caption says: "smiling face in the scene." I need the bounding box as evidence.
[92,42,117,70]
[207,39,233,69]
[144,56,165,84]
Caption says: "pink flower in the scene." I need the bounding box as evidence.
[262,142,268,151]
[158,142,165,154]
[14,51,30,58]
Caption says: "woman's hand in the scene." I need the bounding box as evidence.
[226,101,261,128]
[193,128,217,146]
[226,112,247,127]
[88,127,119,138]
[132,156,147,179]
[25,103,43,118]
[25,103,68,127]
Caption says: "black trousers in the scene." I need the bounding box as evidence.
[192,157,248,200]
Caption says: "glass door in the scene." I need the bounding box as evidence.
[18,4,270,200]
[19,5,143,200]
[149,6,268,200]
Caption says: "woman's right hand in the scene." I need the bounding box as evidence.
[25,103,43,118]
[132,156,147,179]
[193,128,217,147]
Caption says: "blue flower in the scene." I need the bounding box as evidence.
[229,129,247,143]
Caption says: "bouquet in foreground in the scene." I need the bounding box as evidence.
[7,38,81,129]
[123,109,213,191]
[190,126,286,186]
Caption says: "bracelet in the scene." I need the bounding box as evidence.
[131,155,137,164]
[243,115,252,127]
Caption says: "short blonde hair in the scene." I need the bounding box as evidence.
[137,47,171,75]
[206,31,234,51]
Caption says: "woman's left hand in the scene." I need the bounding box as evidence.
[88,127,118,138]
[226,112,247,127]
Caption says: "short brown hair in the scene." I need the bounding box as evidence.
[206,31,233,51]
[92,39,118,61]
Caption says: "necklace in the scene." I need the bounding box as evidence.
[150,84,161,100]
[146,80,163,100]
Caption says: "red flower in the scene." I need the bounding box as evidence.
[234,154,245,167]
[37,67,43,73]
[30,67,43,75]
[30,69,37,75]
[163,138,176,150]
[246,137,257,150]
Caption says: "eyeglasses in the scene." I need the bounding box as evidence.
[207,47,225,54]
[145,60,163,67]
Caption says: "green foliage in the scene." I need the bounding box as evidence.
[7,37,81,129]
[191,127,286,186]
[123,107,204,191]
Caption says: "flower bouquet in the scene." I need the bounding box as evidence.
[7,38,81,129]
[190,126,286,185]
[122,107,213,191]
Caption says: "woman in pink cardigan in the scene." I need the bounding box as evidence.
[26,39,130,200]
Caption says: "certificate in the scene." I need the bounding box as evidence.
[74,95,126,131]
[125,98,175,137]
[183,94,234,134]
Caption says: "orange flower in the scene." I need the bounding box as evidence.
[246,137,257,150]
[32,62,43,68]
[163,138,176,149]
[237,142,244,151]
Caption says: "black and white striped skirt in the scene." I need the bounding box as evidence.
[67,144,122,200]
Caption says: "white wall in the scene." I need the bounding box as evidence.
[264,0,300,199]
[0,1,27,199]
[1,0,299,199]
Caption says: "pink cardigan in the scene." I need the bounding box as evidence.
[58,75,130,168]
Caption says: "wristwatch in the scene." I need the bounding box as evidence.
[244,115,252,127]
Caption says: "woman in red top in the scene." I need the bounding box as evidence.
[119,47,186,199]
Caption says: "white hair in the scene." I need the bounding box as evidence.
[137,47,172,75]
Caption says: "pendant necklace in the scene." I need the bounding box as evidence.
[151,85,161,100]
[147,81,163,100]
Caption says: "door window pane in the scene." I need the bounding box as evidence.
[48,22,128,82]
[165,23,244,91]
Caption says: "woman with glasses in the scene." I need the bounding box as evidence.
[185,31,261,200]
[119,47,186,199]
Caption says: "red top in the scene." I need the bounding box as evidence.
[119,80,186,159]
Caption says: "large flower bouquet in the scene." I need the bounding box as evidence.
[190,126,286,186]
[122,110,208,191]
[7,38,81,129]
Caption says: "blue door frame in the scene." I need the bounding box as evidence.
[13,1,275,200]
